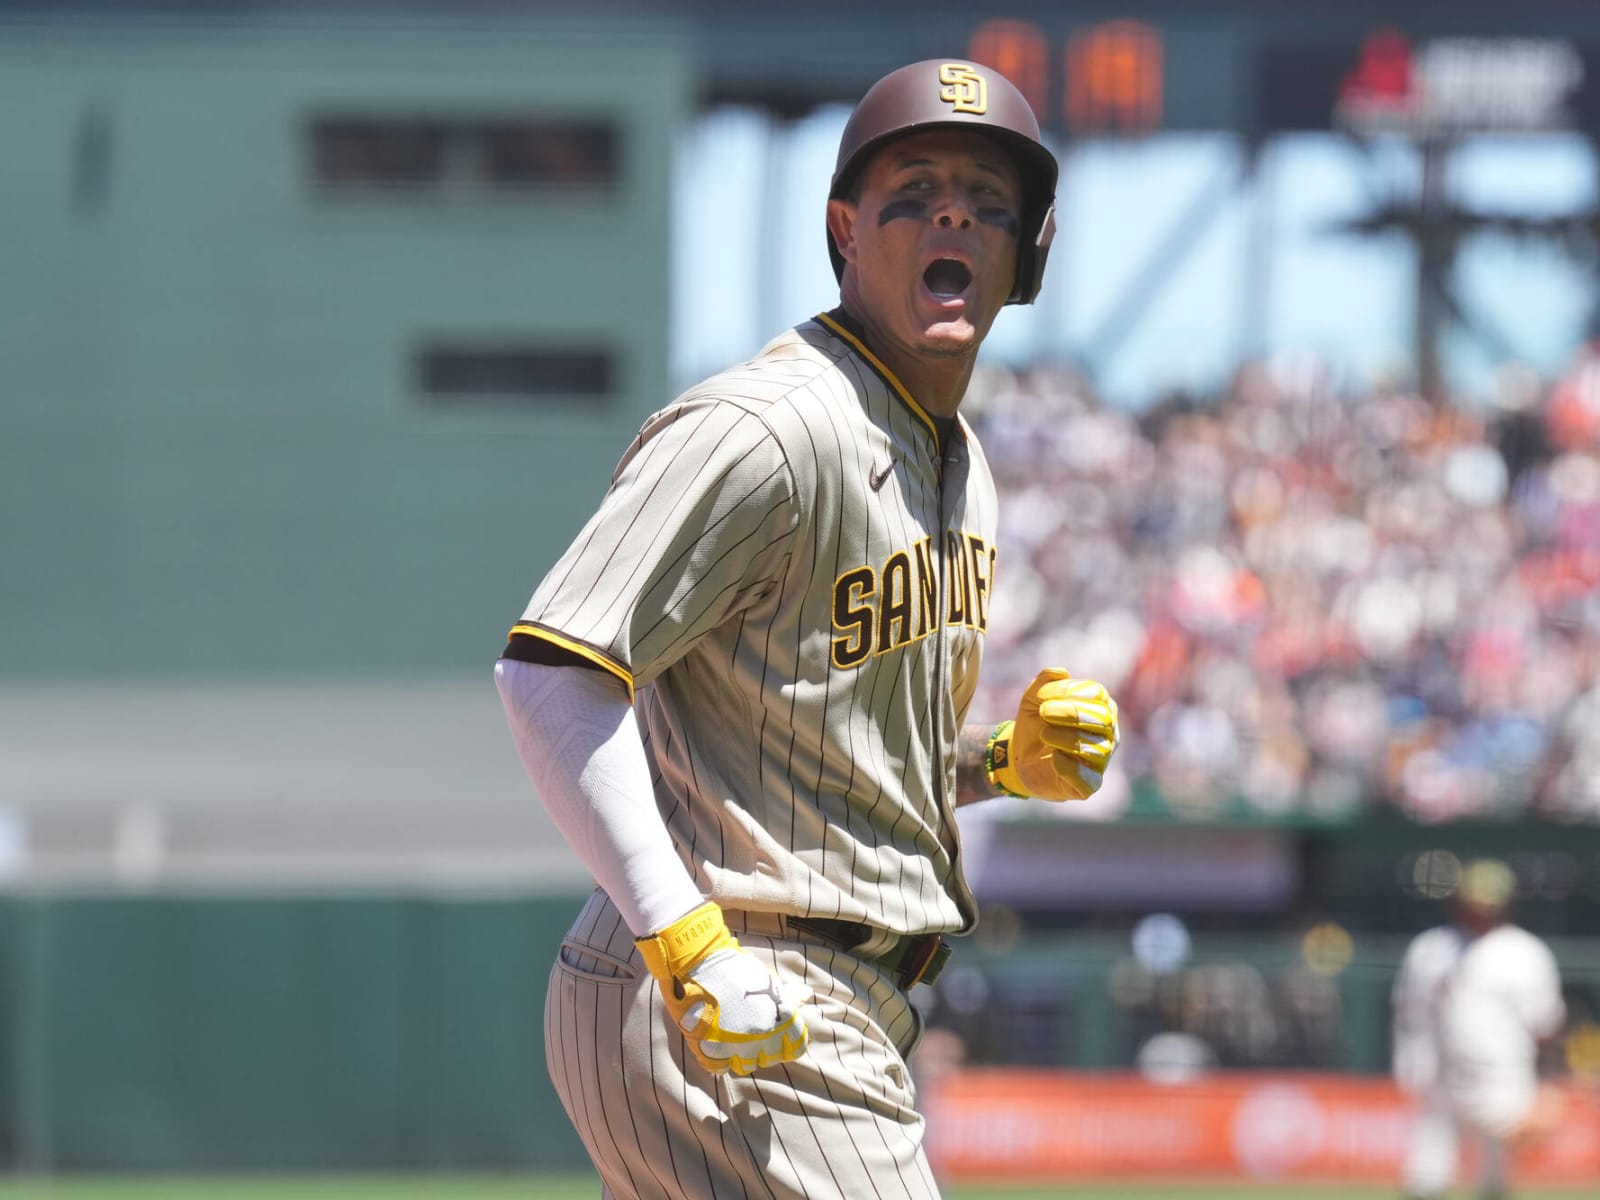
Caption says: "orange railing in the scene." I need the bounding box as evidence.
[924,1071,1600,1184]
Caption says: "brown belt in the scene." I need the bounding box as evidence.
[786,916,952,991]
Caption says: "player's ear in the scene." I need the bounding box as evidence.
[826,198,859,265]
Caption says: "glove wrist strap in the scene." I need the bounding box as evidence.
[635,900,737,981]
[985,720,1029,798]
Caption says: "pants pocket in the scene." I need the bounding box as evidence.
[556,939,638,984]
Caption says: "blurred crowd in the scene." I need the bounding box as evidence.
[927,948,1348,1073]
[966,344,1600,826]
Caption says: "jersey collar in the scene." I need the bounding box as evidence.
[815,309,962,448]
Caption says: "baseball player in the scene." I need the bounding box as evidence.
[495,59,1119,1199]
[1392,859,1568,1200]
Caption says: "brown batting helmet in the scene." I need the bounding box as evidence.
[828,59,1059,305]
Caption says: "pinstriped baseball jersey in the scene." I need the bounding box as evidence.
[511,309,998,936]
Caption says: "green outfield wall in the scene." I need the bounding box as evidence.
[0,892,593,1172]
[2,890,1599,1173]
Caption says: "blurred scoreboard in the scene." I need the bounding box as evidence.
[1263,28,1600,137]
[696,0,1600,137]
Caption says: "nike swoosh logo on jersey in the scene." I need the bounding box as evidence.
[869,459,894,491]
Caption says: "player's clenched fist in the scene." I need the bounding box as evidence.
[635,901,809,1076]
[985,668,1120,802]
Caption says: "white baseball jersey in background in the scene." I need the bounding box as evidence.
[1392,921,1566,1197]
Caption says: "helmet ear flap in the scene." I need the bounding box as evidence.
[1037,204,1057,253]
[1011,201,1055,305]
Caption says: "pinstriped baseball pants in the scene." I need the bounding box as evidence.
[545,890,942,1200]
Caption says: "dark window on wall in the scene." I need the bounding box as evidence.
[310,116,618,193]
[416,344,614,404]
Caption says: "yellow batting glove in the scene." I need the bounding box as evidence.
[986,668,1120,802]
[635,901,809,1076]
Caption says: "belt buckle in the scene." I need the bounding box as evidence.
[898,935,952,990]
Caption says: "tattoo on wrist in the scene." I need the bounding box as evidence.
[955,723,1003,807]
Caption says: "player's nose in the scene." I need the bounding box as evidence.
[929,186,974,230]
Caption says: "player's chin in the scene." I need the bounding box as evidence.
[917,319,981,355]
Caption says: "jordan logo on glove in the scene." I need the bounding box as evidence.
[636,901,811,1076]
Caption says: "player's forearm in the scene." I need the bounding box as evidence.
[494,658,704,935]
[954,722,1005,807]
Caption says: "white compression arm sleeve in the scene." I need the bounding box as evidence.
[494,657,705,936]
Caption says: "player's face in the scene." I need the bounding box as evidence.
[829,129,1022,359]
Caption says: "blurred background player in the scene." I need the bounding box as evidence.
[1392,858,1568,1200]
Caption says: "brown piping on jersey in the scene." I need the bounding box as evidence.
[927,423,962,880]
[819,307,973,896]
[827,308,985,913]
[815,309,960,450]
[502,622,636,701]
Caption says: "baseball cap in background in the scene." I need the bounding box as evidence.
[1456,858,1517,908]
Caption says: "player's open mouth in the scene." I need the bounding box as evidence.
[923,258,972,299]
